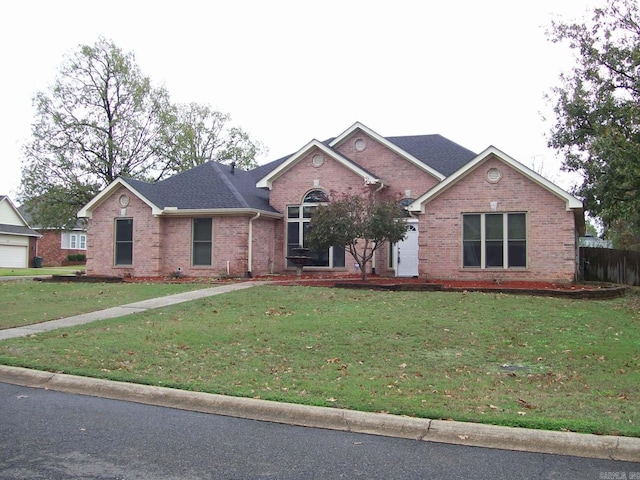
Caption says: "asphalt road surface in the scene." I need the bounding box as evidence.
[0,382,637,479]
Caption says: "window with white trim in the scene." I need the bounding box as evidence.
[61,232,87,250]
[286,190,346,268]
[463,213,526,268]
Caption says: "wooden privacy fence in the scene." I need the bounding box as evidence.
[580,247,640,285]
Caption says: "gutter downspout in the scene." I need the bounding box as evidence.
[247,212,261,278]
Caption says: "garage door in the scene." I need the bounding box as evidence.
[0,245,28,268]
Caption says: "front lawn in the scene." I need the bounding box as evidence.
[0,281,211,329]
[0,266,80,277]
[0,285,638,437]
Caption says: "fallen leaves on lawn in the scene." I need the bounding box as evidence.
[517,398,537,409]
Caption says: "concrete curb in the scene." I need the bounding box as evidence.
[1,365,638,463]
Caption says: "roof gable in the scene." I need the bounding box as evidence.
[255,139,380,189]
[0,196,30,227]
[329,122,448,180]
[78,178,162,219]
[408,146,583,212]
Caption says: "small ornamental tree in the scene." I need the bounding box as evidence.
[306,190,408,281]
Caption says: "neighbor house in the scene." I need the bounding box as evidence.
[30,222,87,267]
[78,122,585,282]
[19,207,88,267]
[0,195,41,268]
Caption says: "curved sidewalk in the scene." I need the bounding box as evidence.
[0,281,265,341]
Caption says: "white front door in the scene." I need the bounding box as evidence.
[396,222,419,277]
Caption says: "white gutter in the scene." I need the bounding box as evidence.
[247,212,261,277]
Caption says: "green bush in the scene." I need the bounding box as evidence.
[66,254,86,262]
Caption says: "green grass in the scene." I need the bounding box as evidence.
[0,281,211,329]
[0,266,81,276]
[0,285,638,437]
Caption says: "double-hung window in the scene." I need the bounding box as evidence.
[193,218,213,266]
[61,232,87,250]
[286,190,346,268]
[115,219,133,265]
[463,213,526,268]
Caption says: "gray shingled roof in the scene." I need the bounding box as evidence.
[120,133,477,212]
[0,224,40,237]
[124,161,278,213]
[386,134,477,176]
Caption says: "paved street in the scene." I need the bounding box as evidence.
[1,382,637,480]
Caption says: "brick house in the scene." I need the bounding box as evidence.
[19,207,87,267]
[78,122,585,282]
[34,224,87,267]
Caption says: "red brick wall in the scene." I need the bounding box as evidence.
[250,216,276,275]
[37,231,85,267]
[417,155,578,282]
[86,187,161,277]
[86,186,280,278]
[269,147,366,274]
[267,133,442,276]
[333,131,440,202]
[85,144,579,282]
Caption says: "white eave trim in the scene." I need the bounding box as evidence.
[158,208,283,219]
[329,121,446,181]
[77,178,162,218]
[408,146,583,213]
[256,139,379,189]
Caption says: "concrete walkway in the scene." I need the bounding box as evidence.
[0,279,638,462]
[0,281,265,340]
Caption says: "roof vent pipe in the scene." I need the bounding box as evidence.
[230,161,236,174]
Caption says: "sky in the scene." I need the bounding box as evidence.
[0,0,602,200]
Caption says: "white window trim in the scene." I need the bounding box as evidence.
[61,231,87,250]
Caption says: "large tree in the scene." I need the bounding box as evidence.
[306,190,408,281]
[20,37,264,228]
[547,0,640,241]
[158,103,266,172]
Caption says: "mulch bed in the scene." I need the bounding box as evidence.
[260,274,627,299]
[42,273,627,299]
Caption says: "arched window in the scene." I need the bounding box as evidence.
[302,189,329,203]
[286,189,345,268]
